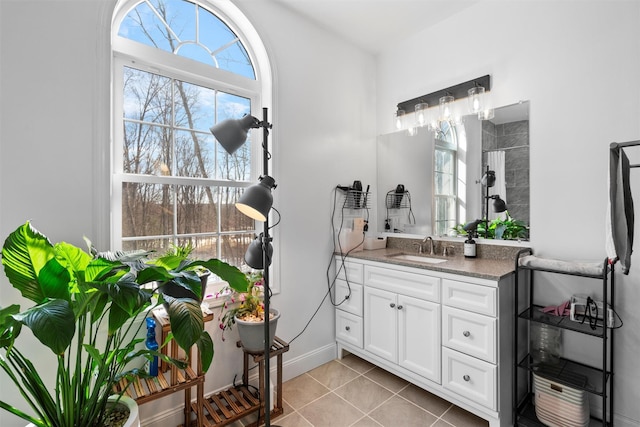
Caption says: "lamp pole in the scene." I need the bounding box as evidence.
[484,165,490,238]
[259,107,276,426]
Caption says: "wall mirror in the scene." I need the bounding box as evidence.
[376,101,530,240]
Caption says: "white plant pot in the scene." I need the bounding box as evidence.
[25,395,140,427]
[113,395,140,427]
[235,308,280,352]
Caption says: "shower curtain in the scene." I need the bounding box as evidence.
[487,150,507,220]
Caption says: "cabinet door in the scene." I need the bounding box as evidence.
[398,294,441,383]
[364,287,397,362]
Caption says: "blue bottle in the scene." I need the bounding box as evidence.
[145,317,159,376]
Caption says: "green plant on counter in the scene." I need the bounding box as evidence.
[453,213,529,240]
[0,221,249,427]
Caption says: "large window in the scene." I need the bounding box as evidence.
[433,121,458,236]
[112,0,269,267]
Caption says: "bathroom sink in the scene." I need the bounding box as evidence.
[387,253,447,264]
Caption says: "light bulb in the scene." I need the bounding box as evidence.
[415,103,428,127]
[467,86,485,114]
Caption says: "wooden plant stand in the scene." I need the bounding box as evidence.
[195,336,290,427]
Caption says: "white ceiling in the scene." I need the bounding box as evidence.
[270,0,479,54]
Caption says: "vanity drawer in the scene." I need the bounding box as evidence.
[442,347,497,410]
[442,279,496,316]
[335,279,363,316]
[335,258,364,284]
[365,265,440,303]
[336,310,363,348]
[442,306,496,363]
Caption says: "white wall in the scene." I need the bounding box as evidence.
[377,1,640,425]
[0,0,376,426]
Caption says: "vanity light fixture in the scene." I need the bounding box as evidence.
[396,75,492,131]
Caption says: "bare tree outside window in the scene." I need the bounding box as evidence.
[115,0,259,267]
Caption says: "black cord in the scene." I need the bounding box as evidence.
[287,186,368,345]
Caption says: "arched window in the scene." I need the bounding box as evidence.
[112,0,271,267]
[433,121,458,236]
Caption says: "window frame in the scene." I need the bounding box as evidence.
[111,0,275,295]
[433,123,459,236]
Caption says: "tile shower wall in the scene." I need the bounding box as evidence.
[482,120,530,226]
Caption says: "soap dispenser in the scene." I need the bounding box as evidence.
[464,232,477,258]
[145,317,159,376]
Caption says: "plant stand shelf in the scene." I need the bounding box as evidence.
[115,309,213,427]
[186,337,289,427]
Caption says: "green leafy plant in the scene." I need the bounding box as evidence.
[0,221,249,427]
[453,213,529,240]
[216,271,265,341]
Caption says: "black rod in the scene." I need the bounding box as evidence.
[610,140,640,148]
[261,106,274,427]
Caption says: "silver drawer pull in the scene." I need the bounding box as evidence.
[397,305,403,310]
[345,326,351,331]
[463,375,470,382]
[390,303,396,308]
[463,330,471,337]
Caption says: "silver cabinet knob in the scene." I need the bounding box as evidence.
[463,330,471,337]
[390,303,396,308]
[397,305,403,310]
[463,375,470,382]
[345,326,351,331]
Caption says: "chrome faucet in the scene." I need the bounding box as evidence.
[422,236,435,255]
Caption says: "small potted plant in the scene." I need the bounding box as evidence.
[216,271,280,352]
[0,221,249,427]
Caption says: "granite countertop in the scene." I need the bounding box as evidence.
[340,237,529,281]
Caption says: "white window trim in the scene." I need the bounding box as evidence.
[109,0,278,295]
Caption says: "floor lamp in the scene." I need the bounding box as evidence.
[480,165,507,237]
[211,107,280,426]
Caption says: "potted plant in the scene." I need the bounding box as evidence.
[453,213,529,240]
[216,271,280,352]
[0,221,249,427]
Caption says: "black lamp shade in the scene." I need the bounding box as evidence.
[492,195,507,213]
[236,175,276,222]
[481,170,496,187]
[244,234,273,269]
[210,115,258,155]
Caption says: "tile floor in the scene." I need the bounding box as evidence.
[234,353,490,427]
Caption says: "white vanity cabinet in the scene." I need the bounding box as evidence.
[335,257,514,427]
[364,265,440,383]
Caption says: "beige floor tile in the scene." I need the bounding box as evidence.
[351,415,384,426]
[368,395,438,427]
[334,375,393,413]
[432,419,456,427]
[282,373,330,410]
[338,353,377,374]
[273,410,314,426]
[297,392,365,427]
[398,383,453,416]
[440,405,489,427]
[307,359,360,389]
[364,367,410,393]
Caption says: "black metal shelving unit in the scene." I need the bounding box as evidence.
[513,248,615,427]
